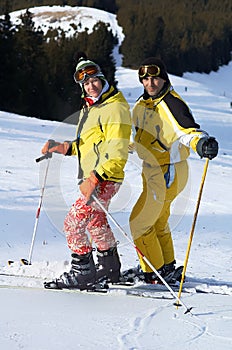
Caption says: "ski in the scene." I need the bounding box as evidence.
[0,272,42,279]
[111,279,232,296]
[0,284,109,295]
[2,263,231,297]
[0,280,183,299]
[0,276,231,297]
[8,258,30,266]
[43,278,109,293]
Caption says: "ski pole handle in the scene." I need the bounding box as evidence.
[35,139,57,162]
[35,152,52,163]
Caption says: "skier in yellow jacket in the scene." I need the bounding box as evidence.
[129,57,218,284]
[41,53,131,290]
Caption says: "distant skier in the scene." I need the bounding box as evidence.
[41,52,131,290]
[128,57,218,284]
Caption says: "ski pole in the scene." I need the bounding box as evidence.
[92,194,193,314]
[25,156,51,265]
[176,158,209,308]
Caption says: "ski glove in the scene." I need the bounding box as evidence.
[79,171,100,203]
[196,136,218,160]
[41,139,71,155]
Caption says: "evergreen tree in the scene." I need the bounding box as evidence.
[14,9,49,117]
[85,21,117,85]
[0,7,17,109]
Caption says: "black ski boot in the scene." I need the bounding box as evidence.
[96,246,121,284]
[143,261,184,285]
[44,252,107,291]
[121,265,145,283]
[70,252,96,290]
[143,266,165,284]
[163,261,184,283]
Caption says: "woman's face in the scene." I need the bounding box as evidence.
[83,77,103,97]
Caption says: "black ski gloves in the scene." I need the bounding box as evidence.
[196,136,218,160]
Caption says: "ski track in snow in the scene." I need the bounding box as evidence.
[118,301,232,350]
[118,298,232,350]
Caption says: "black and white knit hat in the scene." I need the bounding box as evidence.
[74,52,106,84]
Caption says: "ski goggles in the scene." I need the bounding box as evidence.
[138,65,161,78]
[74,65,100,83]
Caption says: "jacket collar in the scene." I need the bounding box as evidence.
[84,85,117,107]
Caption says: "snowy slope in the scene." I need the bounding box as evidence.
[8,5,123,40]
[1,5,232,350]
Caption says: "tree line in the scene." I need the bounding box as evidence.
[0,0,232,121]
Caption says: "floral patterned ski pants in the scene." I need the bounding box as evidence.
[64,181,121,255]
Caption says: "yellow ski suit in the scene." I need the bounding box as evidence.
[130,84,208,272]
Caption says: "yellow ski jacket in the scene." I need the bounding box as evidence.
[70,86,131,182]
[132,84,208,166]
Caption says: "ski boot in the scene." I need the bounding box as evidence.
[163,261,184,283]
[121,265,145,283]
[44,252,108,292]
[143,261,184,285]
[96,246,123,284]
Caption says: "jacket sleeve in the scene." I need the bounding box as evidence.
[95,103,132,181]
[164,92,209,152]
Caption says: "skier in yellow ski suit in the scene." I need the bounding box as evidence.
[129,57,218,284]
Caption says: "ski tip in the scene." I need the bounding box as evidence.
[20,259,31,265]
[7,259,31,266]
[44,281,62,290]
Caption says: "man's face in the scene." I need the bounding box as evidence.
[142,76,166,97]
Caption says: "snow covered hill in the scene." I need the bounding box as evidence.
[0,5,232,350]
[8,5,123,40]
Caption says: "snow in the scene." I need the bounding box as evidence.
[8,5,124,41]
[1,5,232,350]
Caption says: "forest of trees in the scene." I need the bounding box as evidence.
[116,0,232,75]
[0,0,232,121]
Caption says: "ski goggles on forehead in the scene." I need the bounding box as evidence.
[138,65,161,78]
[74,65,100,83]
